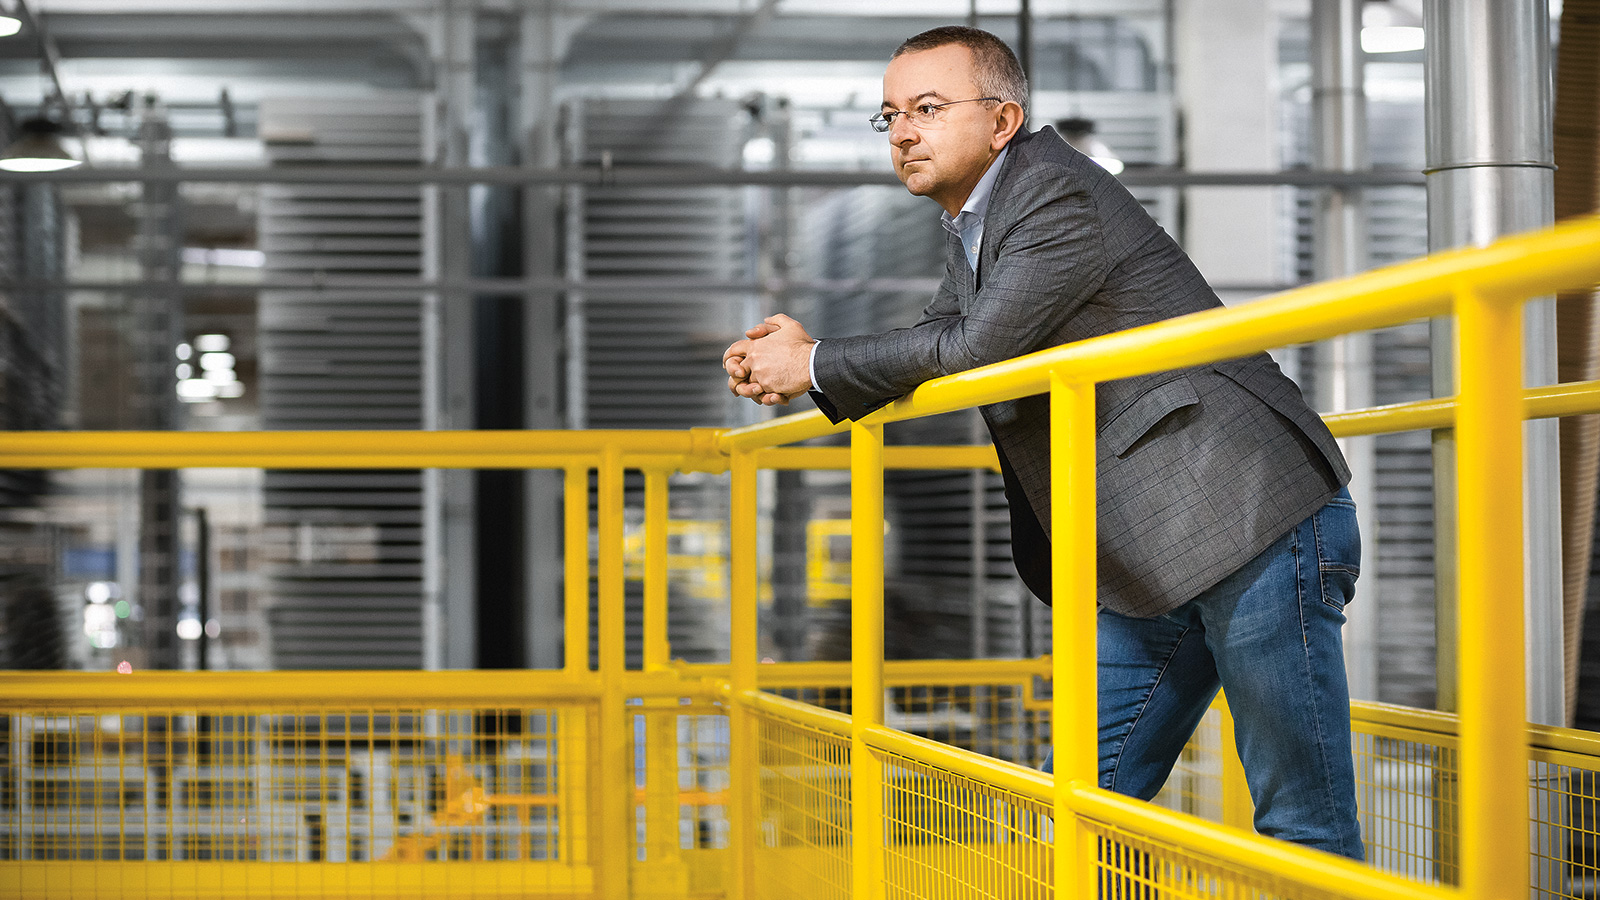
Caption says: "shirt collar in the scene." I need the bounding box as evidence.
[940,144,1010,233]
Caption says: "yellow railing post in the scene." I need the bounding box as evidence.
[1216,694,1255,832]
[644,468,672,671]
[639,700,690,897]
[597,447,631,898]
[728,448,760,900]
[850,422,886,898]
[1454,286,1528,899]
[1049,369,1097,891]
[564,464,591,674]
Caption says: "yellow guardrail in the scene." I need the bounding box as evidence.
[713,214,1600,900]
[4,216,1600,898]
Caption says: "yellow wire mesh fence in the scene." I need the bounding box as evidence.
[2,698,598,899]
[9,668,1600,898]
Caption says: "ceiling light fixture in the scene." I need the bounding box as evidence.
[0,117,81,172]
[1362,2,1425,54]
[1362,26,1425,54]
[0,16,20,38]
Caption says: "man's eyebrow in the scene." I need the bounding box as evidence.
[881,91,949,110]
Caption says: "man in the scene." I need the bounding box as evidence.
[722,26,1364,859]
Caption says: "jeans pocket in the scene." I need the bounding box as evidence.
[1320,563,1359,611]
[1314,493,1361,611]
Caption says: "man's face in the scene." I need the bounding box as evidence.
[881,43,1006,216]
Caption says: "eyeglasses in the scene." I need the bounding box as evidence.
[869,97,1001,132]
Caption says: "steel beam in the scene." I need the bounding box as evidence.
[3,164,1426,187]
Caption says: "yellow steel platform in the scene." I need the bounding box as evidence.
[9,216,1600,898]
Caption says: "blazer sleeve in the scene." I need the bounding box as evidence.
[811,167,1113,422]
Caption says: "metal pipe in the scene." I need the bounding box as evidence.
[562,466,590,674]
[2,275,947,295]
[643,469,671,670]
[1017,0,1032,92]
[849,422,886,898]
[595,446,630,900]
[1454,284,1531,899]
[563,102,588,430]
[1423,0,1562,727]
[9,378,1600,472]
[194,507,210,671]
[728,449,760,900]
[1310,0,1378,701]
[714,216,1600,452]
[0,164,1426,187]
[1049,369,1097,887]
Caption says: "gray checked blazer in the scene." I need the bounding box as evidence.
[810,126,1350,618]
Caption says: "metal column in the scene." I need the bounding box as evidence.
[424,0,480,669]
[519,1,580,670]
[1310,0,1378,700]
[1423,0,1561,726]
[1423,0,1563,893]
[132,109,183,670]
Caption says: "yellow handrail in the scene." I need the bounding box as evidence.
[713,213,1600,899]
[6,215,1600,898]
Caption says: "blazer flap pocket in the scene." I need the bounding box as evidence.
[1101,377,1200,457]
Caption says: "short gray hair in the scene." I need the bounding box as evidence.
[893,26,1030,117]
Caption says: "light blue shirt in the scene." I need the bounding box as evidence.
[940,144,1009,273]
[809,145,1011,392]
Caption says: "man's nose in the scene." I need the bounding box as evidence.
[889,115,917,144]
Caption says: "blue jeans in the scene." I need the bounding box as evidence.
[1044,488,1364,860]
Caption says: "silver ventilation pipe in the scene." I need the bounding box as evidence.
[1423,0,1562,727]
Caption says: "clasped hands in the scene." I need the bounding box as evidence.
[723,313,816,407]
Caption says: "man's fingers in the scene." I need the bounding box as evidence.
[745,322,779,339]
[723,355,748,379]
[764,313,798,328]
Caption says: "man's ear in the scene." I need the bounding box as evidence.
[992,100,1025,150]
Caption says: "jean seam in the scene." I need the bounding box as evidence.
[1106,624,1193,793]
[1302,512,1343,844]
[1314,506,1355,609]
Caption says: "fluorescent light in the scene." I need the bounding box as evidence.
[195,333,231,352]
[0,118,82,171]
[199,351,235,372]
[177,378,219,401]
[1363,26,1425,54]
[0,155,79,172]
[182,248,265,268]
[0,16,21,38]
[1091,156,1125,175]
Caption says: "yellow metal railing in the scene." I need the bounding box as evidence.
[5,216,1600,897]
[710,214,1600,900]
